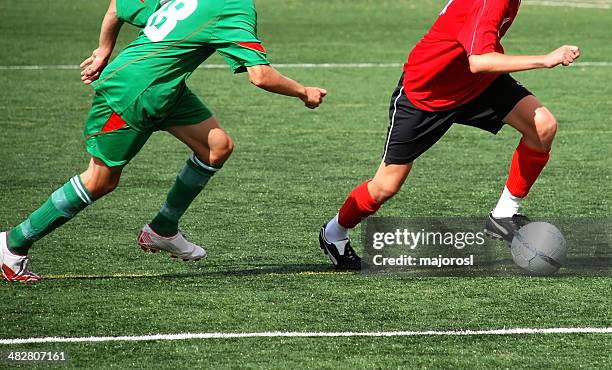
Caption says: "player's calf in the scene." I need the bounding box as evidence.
[489,98,555,237]
[320,163,411,269]
[80,157,123,199]
[149,153,222,237]
[150,118,234,238]
[368,162,413,203]
[5,174,95,257]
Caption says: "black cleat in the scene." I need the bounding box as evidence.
[319,224,362,270]
[485,213,531,244]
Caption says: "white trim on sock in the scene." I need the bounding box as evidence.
[190,154,220,173]
[70,176,92,205]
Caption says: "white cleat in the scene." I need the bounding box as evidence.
[137,225,207,262]
[0,232,41,282]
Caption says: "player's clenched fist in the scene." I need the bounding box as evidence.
[544,45,581,68]
[302,87,328,109]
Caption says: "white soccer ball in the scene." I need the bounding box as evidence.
[510,222,566,275]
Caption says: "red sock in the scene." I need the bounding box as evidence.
[338,181,381,228]
[505,140,550,198]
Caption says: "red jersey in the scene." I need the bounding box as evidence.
[404,0,521,111]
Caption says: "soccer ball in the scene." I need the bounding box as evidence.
[510,222,566,275]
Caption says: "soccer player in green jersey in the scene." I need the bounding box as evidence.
[1,0,327,282]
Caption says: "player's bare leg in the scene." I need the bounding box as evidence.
[166,116,234,167]
[487,95,557,242]
[320,162,412,269]
[503,95,557,152]
[1,157,123,282]
[81,157,124,198]
[139,116,234,261]
[368,162,414,203]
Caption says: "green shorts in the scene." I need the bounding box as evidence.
[84,87,213,167]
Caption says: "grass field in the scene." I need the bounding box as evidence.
[1,0,611,368]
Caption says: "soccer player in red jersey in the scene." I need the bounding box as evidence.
[319,0,580,269]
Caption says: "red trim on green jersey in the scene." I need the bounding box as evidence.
[102,113,127,133]
[235,42,266,53]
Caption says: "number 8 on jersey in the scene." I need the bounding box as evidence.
[144,0,198,42]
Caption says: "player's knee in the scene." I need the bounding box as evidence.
[81,159,123,199]
[208,134,234,166]
[86,175,120,199]
[534,109,557,149]
[370,180,402,203]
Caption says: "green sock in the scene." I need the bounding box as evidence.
[7,176,94,255]
[150,154,220,237]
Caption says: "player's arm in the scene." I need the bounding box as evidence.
[80,0,123,85]
[468,46,581,74]
[246,64,327,109]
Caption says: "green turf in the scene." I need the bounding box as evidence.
[0,0,611,368]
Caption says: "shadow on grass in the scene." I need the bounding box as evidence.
[41,256,610,281]
[43,263,346,281]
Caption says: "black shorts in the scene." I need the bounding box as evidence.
[382,74,532,164]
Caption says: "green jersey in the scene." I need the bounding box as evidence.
[92,0,269,130]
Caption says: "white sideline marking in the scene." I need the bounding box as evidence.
[1,327,610,345]
[523,0,611,9]
[0,62,611,71]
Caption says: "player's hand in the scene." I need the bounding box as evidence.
[544,45,581,68]
[301,87,327,109]
[80,48,110,85]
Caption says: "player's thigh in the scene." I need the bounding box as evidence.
[502,95,557,151]
[462,74,556,150]
[84,93,153,169]
[162,90,234,165]
[383,75,456,166]
[166,117,233,154]
[457,75,531,135]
